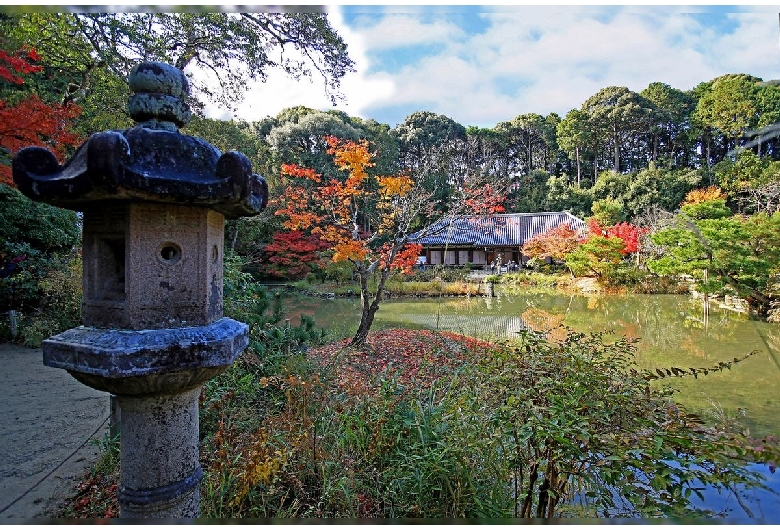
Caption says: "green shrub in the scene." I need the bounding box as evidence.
[524,257,566,274]
[450,330,768,518]
[18,250,83,347]
[411,266,470,283]
[564,235,625,279]
[501,271,560,289]
[322,379,510,518]
[382,279,480,297]
[319,259,352,285]
[224,253,329,368]
[599,264,645,288]
[680,199,731,220]
[0,184,80,314]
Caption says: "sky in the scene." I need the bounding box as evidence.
[204,4,780,129]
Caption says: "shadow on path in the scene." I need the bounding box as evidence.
[0,343,109,519]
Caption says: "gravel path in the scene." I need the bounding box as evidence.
[0,343,109,519]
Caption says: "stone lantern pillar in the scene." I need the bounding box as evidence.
[12,62,267,518]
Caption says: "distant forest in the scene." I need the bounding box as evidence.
[196,73,780,224]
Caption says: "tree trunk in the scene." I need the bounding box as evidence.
[230,222,239,252]
[613,124,620,172]
[613,140,620,173]
[575,146,581,188]
[350,266,389,348]
[351,298,378,347]
[652,132,658,163]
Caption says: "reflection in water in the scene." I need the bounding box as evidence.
[754,321,780,373]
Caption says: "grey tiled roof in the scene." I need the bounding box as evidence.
[410,212,585,247]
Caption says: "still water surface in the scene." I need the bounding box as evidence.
[289,289,780,437]
[282,288,780,518]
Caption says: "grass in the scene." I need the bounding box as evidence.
[292,276,484,298]
[59,434,120,518]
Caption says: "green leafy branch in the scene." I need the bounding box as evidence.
[639,350,758,381]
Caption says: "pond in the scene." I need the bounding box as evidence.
[280,287,780,518]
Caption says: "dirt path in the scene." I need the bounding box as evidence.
[0,343,109,519]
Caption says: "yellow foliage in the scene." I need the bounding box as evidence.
[377,212,397,232]
[683,186,726,205]
[328,138,374,181]
[320,225,347,245]
[378,175,413,197]
[228,429,288,508]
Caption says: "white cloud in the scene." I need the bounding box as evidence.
[350,7,780,127]
[201,6,780,130]
[348,13,465,51]
[716,13,780,77]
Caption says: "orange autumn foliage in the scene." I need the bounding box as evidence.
[332,239,369,262]
[521,222,580,261]
[325,135,373,183]
[279,163,321,183]
[275,136,420,272]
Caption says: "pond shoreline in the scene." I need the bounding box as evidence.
[274,275,762,321]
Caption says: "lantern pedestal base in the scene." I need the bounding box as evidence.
[116,387,203,518]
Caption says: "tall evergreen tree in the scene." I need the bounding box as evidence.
[582,86,655,174]
[641,82,697,169]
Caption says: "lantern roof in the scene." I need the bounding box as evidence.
[12,61,267,219]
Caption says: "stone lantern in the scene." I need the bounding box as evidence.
[12,62,267,518]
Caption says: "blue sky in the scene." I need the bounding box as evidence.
[209,4,780,129]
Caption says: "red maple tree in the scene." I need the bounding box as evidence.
[264,230,329,280]
[278,136,492,346]
[0,47,82,187]
[463,182,506,215]
[380,242,422,275]
[0,48,42,84]
[586,218,647,255]
[275,135,506,347]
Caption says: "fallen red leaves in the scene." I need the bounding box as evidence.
[307,328,494,396]
[67,474,118,518]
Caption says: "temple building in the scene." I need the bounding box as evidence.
[410,212,585,268]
